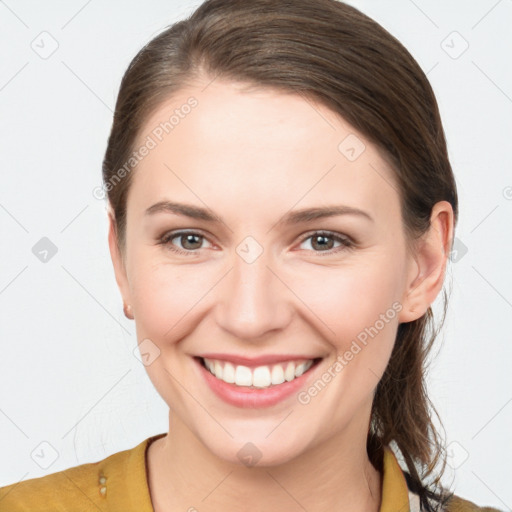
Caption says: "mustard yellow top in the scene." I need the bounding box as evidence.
[0,433,501,511]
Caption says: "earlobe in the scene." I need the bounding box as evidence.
[398,201,454,323]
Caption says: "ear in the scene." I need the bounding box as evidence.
[107,209,132,310]
[398,201,455,323]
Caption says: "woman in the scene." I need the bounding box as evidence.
[0,0,503,511]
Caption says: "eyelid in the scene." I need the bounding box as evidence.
[297,229,354,245]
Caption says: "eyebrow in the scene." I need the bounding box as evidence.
[144,200,373,225]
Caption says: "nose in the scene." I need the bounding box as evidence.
[215,243,293,341]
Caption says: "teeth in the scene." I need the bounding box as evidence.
[223,362,235,383]
[285,361,295,381]
[271,364,285,385]
[214,360,223,380]
[202,358,315,388]
[253,366,271,388]
[235,365,252,386]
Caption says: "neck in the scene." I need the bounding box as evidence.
[147,411,382,512]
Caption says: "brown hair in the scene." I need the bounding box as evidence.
[102,1,458,509]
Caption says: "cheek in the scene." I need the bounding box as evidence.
[287,258,404,377]
[294,258,403,331]
[129,257,209,341]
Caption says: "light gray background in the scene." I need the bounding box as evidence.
[0,0,511,509]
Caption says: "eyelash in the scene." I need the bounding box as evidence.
[158,230,355,257]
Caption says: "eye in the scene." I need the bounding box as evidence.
[297,231,354,255]
[158,229,354,257]
[159,230,212,256]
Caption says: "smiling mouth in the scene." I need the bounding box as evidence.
[195,356,323,389]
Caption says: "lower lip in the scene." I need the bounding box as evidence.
[193,356,322,408]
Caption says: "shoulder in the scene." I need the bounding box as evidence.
[0,460,108,512]
[0,463,93,512]
[0,435,159,512]
[444,494,504,512]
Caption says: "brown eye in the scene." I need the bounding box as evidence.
[298,231,353,255]
[177,233,203,250]
[159,231,211,255]
[311,234,335,251]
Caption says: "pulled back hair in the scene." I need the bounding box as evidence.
[102,1,458,510]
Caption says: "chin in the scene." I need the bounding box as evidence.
[201,426,313,468]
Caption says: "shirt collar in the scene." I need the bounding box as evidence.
[380,445,411,512]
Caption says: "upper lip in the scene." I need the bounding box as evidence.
[195,353,323,367]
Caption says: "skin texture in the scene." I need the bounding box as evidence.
[108,78,454,512]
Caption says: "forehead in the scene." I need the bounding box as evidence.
[138,79,362,153]
[128,79,400,224]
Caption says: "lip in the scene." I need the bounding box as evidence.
[195,352,323,367]
[193,356,323,408]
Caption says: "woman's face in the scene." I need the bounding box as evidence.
[110,78,423,465]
